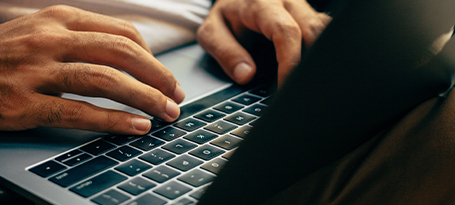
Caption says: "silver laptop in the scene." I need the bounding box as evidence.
[1,0,454,204]
[0,43,268,204]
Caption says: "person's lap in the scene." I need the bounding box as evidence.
[264,88,455,204]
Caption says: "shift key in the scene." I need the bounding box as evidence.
[49,156,118,187]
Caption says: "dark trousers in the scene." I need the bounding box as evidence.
[264,87,455,204]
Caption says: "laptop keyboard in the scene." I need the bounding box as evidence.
[28,84,273,205]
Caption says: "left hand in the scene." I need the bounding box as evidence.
[197,0,332,86]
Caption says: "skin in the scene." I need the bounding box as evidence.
[0,5,186,135]
[197,0,332,86]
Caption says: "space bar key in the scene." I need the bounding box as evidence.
[49,156,118,187]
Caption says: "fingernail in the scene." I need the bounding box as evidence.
[173,83,185,104]
[233,63,253,83]
[166,99,180,119]
[131,117,151,132]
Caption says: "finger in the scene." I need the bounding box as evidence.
[284,0,332,48]
[423,34,455,72]
[55,31,185,104]
[38,5,152,54]
[25,95,156,135]
[41,62,180,122]
[197,11,257,84]
[239,2,302,86]
[437,29,455,61]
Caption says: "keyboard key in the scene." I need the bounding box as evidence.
[125,193,166,205]
[91,189,130,205]
[162,139,198,154]
[170,198,196,205]
[231,125,253,138]
[194,110,226,123]
[63,153,92,166]
[178,85,245,119]
[249,120,258,127]
[222,150,235,159]
[154,181,192,200]
[189,185,209,200]
[55,150,82,162]
[178,169,215,187]
[149,119,168,132]
[103,135,141,146]
[130,136,165,151]
[167,155,203,172]
[153,127,186,141]
[260,97,271,105]
[117,177,156,196]
[70,170,127,198]
[231,94,261,105]
[29,160,66,178]
[80,140,115,155]
[174,118,206,132]
[139,149,175,165]
[210,135,242,150]
[214,102,244,114]
[204,121,238,135]
[243,104,267,116]
[49,156,118,187]
[184,130,218,144]
[249,85,275,97]
[189,145,225,161]
[106,146,142,162]
[143,166,180,183]
[201,158,228,174]
[224,112,257,125]
[115,159,152,176]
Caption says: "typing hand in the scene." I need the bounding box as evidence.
[0,5,185,135]
[197,0,331,86]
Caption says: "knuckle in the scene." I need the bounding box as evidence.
[1,90,29,120]
[0,108,27,130]
[196,23,215,47]
[92,67,119,93]
[301,17,329,45]
[197,24,235,62]
[51,63,90,90]
[63,103,84,124]
[104,112,119,130]
[121,20,141,38]
[113,36,130,50]
[110,35,137,58]
[273,21,301,38]
[0,91,51,130]
[39,5,76,19]
[142,87,165,112]
[23,30,70,52]
[196,23,209,41]
[245,0,267,15]
[144,87,161,105]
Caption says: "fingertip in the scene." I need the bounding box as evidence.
[233,62,255,84]
[131,117,151,134]
[173,83,185,104]
[165,99,180,121]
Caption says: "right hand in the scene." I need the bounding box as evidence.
[0,5,185,135]
[197,0,331,86]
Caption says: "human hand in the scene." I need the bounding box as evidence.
[197,0,331,86]
[0,5,185,135]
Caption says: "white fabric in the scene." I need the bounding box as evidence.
[0,0,211,54]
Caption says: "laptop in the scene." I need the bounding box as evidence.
[1,0,454,204]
